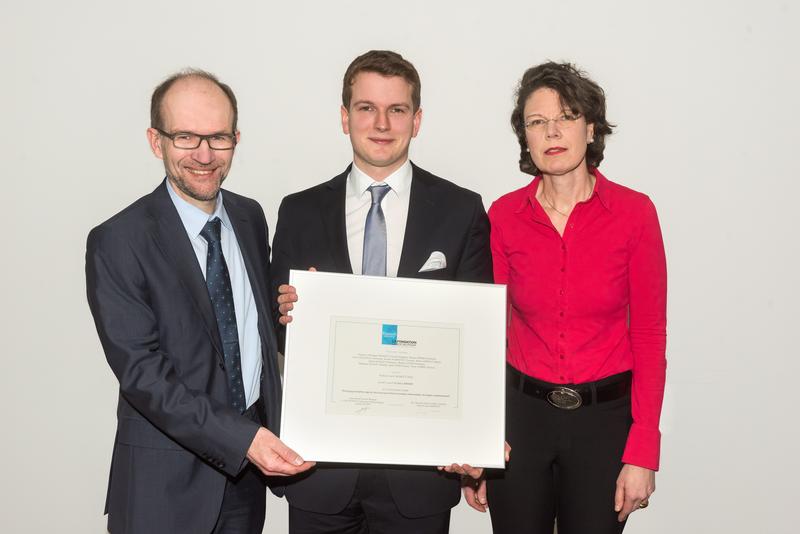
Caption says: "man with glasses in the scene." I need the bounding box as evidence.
[272,50,493,534]
[86,69,314,534]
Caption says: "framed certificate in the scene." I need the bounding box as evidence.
[280,270,506,468]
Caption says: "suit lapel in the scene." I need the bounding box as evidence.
[147,183,224,361]
[324,169,354,274]
[398,163,437,278]
[222,194,275,349]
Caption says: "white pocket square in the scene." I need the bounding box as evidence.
[419,251,447,272]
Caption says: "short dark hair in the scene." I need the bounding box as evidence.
[342,50,421,111]
[511,62,614,176]
[150,68,238,132]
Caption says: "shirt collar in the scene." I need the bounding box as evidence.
[347,159,412,199]
[165,179,231,238]
[591,168,612,212]
[515,167,612,213]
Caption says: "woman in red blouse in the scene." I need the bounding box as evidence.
[463,62,667,533]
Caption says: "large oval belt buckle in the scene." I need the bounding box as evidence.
[546,387,582,410]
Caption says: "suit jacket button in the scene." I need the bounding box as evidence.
[219,362,225,370]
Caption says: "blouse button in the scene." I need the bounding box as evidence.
[559,333,565,338]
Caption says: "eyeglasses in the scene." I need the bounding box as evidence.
[523,113,582,132]
[155,129,237,150]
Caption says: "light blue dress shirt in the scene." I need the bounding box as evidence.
[166,180,262,408]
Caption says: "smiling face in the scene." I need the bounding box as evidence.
[147,77,239,212]
[341,71,421,180]
[524,87,594,179]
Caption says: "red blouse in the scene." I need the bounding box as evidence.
[488,169,667,471]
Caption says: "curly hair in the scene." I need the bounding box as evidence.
[511,62,614,176]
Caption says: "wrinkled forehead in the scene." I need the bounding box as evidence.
[160,78,234,133]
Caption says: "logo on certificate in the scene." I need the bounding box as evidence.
[382,324,398,345]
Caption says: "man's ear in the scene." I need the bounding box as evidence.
[341,105,351,135]
[147,128,164,160]
[411,107,422,138]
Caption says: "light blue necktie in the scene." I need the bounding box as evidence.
[362,183,391,276]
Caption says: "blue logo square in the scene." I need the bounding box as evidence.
[382,324,398,345]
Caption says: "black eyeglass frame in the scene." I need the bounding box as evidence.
[155,128,237,150]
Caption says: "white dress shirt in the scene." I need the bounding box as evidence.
[166,180,262,408]
[346,160,412,278]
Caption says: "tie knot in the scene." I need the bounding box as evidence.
[200,217,222,245]
[369,183,391,205]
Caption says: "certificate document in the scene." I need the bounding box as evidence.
[280,270,506,468]
[326,317,462,419]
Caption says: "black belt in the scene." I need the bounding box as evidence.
[506,365,631,410]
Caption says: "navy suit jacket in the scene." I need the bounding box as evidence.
[86,181,282,534]
[271,163,492,518]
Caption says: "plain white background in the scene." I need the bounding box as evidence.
[1,1,797,532]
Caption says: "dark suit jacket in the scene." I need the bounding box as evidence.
[86,181,282,534]
[271,163,492,518]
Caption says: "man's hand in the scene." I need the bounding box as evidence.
[614,464,655,522]
[277,267,316,325]
[246,427,316,476]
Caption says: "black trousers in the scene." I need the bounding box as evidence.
[212,400,268,534]
[289,468,451,534]
[487,378,632,534]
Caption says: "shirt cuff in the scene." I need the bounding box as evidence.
[621,422,661,471]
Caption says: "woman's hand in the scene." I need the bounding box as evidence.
[460,441,511,513]
[614,464,655,522]
[438,463,483,479]
[463,476,488,512]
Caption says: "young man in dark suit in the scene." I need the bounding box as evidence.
[272,50,492,534]
[86,70,314,534]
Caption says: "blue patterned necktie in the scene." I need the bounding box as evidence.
[200,217,247,413]
[362,183,391,276]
